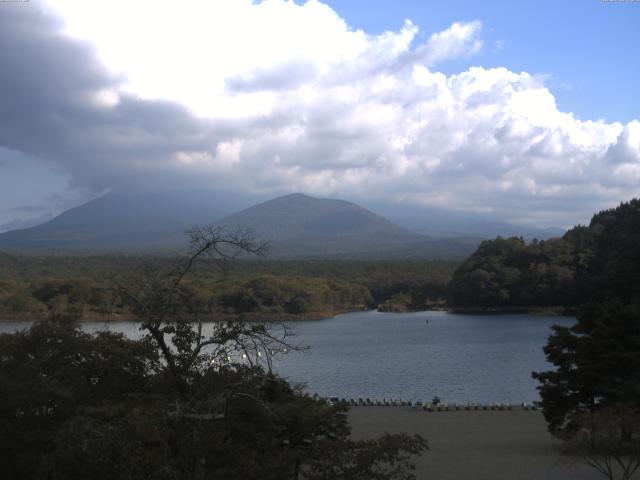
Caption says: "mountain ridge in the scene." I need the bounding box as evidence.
[217,193,417,239]
[0,191,562,258]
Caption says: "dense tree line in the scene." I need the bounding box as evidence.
[533,301,640,435]
[449,198,640,309]
[0,256,455,319]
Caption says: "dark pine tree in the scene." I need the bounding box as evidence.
[533,301,640,435]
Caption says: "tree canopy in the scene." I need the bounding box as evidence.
[0,254,455,320]
[449,198,640,310]
[532,302,640,435]
[0,225,427,479]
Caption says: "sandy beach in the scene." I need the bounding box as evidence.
[348,407,601,480]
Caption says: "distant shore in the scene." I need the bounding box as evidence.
[449,305,576,316]
[0,308,366,323]
[0,305,577,323]
[375,304,575,316]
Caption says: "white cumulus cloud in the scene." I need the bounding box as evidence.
[2,0,639,228]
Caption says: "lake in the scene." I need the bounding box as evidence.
[0,310,573,404]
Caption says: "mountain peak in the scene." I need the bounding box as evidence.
[214,193,423,257]
[280,192,313,200]
[0,192,480,259]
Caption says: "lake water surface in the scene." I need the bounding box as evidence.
[1,310,574,404]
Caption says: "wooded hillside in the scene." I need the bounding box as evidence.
[448,199,640,309]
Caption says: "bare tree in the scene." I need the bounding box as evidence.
[116,224,298,378]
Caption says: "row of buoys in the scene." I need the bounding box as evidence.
[328,397,412,407]
[326,397,539,411]
[414,403,530,412]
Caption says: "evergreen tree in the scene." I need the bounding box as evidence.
[533,302,640,435]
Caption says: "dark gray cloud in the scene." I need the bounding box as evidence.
[0,5,228,194]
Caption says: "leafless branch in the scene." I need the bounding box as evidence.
[111,224,301,379]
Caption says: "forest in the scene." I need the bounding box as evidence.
[0,255,455,320]
[448,198,640,311]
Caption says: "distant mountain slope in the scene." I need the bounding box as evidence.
[216,193,431,258]
[368,202,565,240]
[0,191,481,258]
[0,191,233,252]
[218,193,412,238]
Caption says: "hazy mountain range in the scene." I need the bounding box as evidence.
[0,192,563,259]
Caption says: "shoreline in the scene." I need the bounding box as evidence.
[0,307,367,324]
[448,305,576,316]
[0,305,576,323]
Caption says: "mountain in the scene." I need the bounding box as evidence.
[215,193,480,259]
[218,193,412,236]
[0,213,55,234]
[215,193,424,258]
[0,192,480,258]
[367,202,565,240]
[0,191,242,252]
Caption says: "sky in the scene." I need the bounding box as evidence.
[0,0,639,231]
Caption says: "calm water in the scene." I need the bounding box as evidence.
[0,310,573,404]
